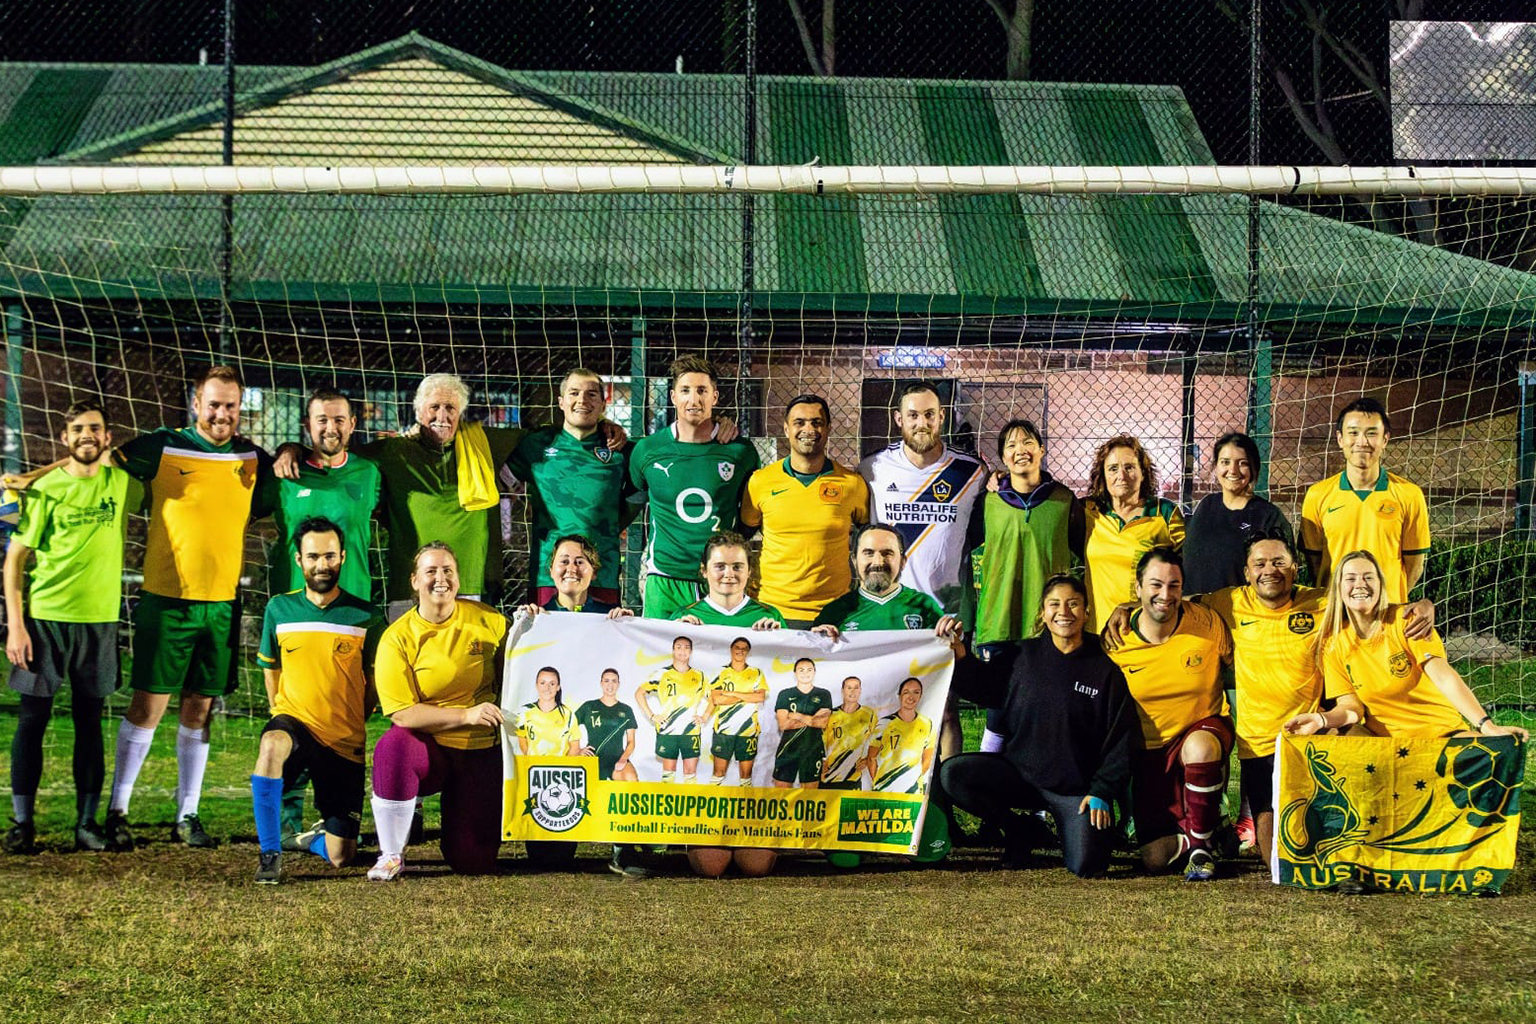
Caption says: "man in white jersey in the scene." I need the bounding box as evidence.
[858,381,985,759]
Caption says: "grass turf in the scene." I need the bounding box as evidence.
[1,703,1534,1021]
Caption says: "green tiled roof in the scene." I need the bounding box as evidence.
[0,32,1533,330]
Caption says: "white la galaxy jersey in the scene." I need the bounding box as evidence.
[858,443,985,613]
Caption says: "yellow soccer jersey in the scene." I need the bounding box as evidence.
[638,667,708,736]
[1110,601,1231,748]
[1083,498,1185,634]
[740,459,870,620]
[822,704,878,783]
[516,702,581,756]
[708,666,769,736]
[1200,585,1326,758]
[374,600,508,750]
[1300,470,1429,603]
[1323,616,1462,738]
[869,713,934,793]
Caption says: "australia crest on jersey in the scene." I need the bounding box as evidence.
[718,461,735,481]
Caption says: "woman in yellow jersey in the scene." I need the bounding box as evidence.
[367,542,509,881]
[1082,434,1184,635]
[1285,550,1527,742]
[867,677,936,794]
[516,667,581,756]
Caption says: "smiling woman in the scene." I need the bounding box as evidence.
[1082,435,1183,634]
[1182,431,1292,594]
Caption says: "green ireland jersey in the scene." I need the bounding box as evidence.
[812,585,943,632]
[272,453,382,600]
[13,465,141,622]
[775,685,833,759]
[359,428,522,602]
[628,424,758,581]
[974,485,1076,645]
[673,596,785,628]
[574,698,638,763]
[509,426,632,591]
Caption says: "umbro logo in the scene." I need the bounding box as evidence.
[544,447,560,457]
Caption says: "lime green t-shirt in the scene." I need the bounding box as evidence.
[14,465,141,622]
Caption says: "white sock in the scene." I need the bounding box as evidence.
[175,724,211,819]
[682,773,696,785]
[737,774,753,787]
[110,720,156,814]
[372,795,417,857]
[980,728,1006,754]
[661,770,676,784]
[709,774,726,786]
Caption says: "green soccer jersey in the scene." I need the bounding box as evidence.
[628,424,758,581]
[272,452,382,600]
[359,428,522,603]
[14,465,141,623]
[974,485,1076,645]
[672,596,786,628]
[574,698,638,764]
[775,685,833,760]
[509,426,632,592]
[812,585,944,632]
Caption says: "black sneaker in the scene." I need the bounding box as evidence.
[3,820,36,854]
[103,811,135,852]
[171,813,219,848]
[1336,878,1377,897]
[75,820,110,852]
[255,850,282,885]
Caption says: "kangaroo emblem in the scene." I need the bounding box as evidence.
[1278,742,1370,865]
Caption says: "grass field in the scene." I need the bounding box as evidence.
[1,708,1534,1022]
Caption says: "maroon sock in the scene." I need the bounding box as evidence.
[1182,760,1227,851]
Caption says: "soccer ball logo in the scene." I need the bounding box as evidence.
[538,780,577,819]
[526,765,588,832]
[1436,737,1523,828]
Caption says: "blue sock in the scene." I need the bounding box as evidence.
[251,775,283,854]
[307,830,331,864]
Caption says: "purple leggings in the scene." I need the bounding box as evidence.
[372,725,502,875]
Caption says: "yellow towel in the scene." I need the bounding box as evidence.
[454,422,500,511]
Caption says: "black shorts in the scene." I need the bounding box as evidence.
[8,619,120,699]
[262,715,364,840]
[1239,754,1275,817]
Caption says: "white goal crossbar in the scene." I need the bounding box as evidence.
[3,164,1536,197]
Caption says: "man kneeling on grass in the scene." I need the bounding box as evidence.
[251,517,384,883]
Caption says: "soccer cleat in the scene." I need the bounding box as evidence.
[1184,848,1217,882]
[255,850,282,885]
[367,853,404,882]
[3,820,36,855]
[74,820,110,852]
[607,846,651,879]
[290,819,326,853]
[103,811,135,852]
[171,813,219,848]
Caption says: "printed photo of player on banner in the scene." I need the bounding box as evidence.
[500,613,955,855]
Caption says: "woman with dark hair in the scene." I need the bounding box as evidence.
[1182,432,1292,594]
[1082,434,1183,634]
[941,574,1138,876]
[971,419,1081,752]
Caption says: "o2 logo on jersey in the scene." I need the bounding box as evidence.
[1287,612,1315,635]
[525,765,589,833]
[675,487,716,525]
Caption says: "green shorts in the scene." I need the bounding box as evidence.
[772,742,824,785]
[655,732,701,761]
[710,732,759,763]
[642,574,701,621]
[131,592,239,697]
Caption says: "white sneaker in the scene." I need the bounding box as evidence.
[367,853,404,881]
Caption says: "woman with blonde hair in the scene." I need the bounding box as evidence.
[1285,549,1527,741]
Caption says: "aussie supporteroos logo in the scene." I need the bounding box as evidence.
[525,765,590,833]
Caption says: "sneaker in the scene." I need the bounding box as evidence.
[103,811,135,852]
[367,853,404,882]
[607,846,651,879]
[255,850,282,885]
[75,820,110,852]
[3,820,36,855]
[290,819,326,853]
[171,813,219,848]
[408,811,425,845]
[1184,848,1217,882]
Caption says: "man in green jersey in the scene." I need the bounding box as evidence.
[629,356,759,619]
[772,658,833,787]
[271,389,381,602]
[812,523,964,641]
[4,401,140,853]
[510,369,636,607]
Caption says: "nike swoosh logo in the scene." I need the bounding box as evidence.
[1239,619,1257,626]
[635,649,676,667]
[504,640,557,662]
[282,645,300,654]
[177,469,194,475]
[770,488,788,496]
[1326,505,1344,514]
[1127,667,1146,674]
[908,655,952,677]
